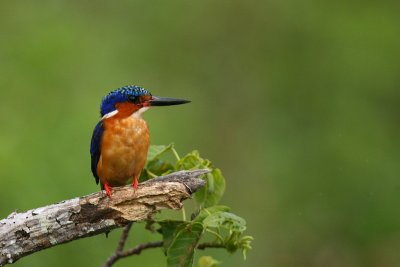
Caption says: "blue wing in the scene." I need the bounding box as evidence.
[90,121,104,184]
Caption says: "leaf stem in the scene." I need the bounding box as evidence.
[181,206,187,221]
[103,239,228,266]
[146,170,158,178]
[205,229,224,242]
[171,147,181,161]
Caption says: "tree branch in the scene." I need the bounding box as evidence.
[0,169,208,266]
[116,222,133,252]
[103,238,226,267]
[197,242,225,250]
[103,223,136,267]
[103,240,164,267]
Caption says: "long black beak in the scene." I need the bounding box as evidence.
[149,96,191,106]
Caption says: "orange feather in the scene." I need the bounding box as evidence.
[97,102,150,187]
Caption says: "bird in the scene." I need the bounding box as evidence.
[90,85,190,197]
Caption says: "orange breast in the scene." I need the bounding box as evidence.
[97,115,150,186]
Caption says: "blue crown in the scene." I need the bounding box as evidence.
[100,85,151,116]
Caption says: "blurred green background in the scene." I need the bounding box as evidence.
[1,1,399,266]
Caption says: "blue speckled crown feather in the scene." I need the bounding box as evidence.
[100,85,151,116]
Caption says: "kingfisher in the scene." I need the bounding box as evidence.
[90,85,190,197]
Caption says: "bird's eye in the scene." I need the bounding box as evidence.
[128,95,141,104]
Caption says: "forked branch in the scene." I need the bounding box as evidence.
[103,223,225,267]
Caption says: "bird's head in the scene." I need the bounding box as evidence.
[100,85,190,119]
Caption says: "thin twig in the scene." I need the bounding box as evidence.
[122,241,164,257]
[103,240,163,267]
[117,223,133,252]
[103,238,226,267]
[103,223,134,267]
[197,242,225,250]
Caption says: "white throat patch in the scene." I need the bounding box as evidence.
[132,107,150,118]
[101,107,150,120]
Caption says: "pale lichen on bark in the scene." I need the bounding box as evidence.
[0,169,208,266]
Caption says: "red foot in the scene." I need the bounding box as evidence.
[132,175,138,192]
[104,183,112,197]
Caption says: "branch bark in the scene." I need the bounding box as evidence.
[0,169,208,266]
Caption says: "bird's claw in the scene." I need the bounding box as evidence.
[132,175,138,192]
[104,183,112,197]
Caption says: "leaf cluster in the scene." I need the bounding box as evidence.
[140,144,253,267]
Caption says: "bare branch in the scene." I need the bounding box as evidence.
[103,241,164,267]
[197,242,225,250]
[103,222,136,267]
[116,223,133,252]
[103,240,226,267]
[0,170,208,266]
[123,241,164,257]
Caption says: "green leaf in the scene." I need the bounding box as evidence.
[141,144,252,262]
[176,150,211,170]
[158,220,188,254]
[176,151,224,207]
[238,235,254,260]
[147,158,175,176]
[141,144,176,182]
[203,211,246,232]
[222,232,254,257]
[197,209,252,258]
[167,223,204,267]
[147,143,174,161]
[197,256,221,267]
[193,205,230,223]
[194,169,226,208]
